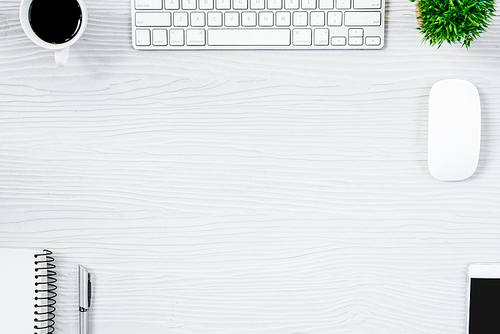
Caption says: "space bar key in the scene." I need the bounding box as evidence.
[207,29,291,46]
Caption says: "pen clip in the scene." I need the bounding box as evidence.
[79,265,91,311]
[87,273,92,308]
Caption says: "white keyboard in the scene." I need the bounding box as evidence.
[132,0,385,49]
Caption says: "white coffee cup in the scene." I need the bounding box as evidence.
[19,0,88,67]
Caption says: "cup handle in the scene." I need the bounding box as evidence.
[54,47,70,67]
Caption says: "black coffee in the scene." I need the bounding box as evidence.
[29,0,82,44]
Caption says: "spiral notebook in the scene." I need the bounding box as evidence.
[0,248,57,334]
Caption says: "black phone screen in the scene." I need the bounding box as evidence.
[469,278,500,333]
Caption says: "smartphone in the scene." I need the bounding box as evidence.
[466,263,500,333]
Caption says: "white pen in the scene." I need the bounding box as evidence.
[78,265,91,334]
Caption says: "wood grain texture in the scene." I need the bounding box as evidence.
[1,0,500,333]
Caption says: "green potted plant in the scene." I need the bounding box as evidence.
[410,0,496,49]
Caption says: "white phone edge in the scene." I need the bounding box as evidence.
[466,263,500,334]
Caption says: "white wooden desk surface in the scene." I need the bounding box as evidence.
[1,0,500,333]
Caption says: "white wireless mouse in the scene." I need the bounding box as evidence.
[428,79,481,181]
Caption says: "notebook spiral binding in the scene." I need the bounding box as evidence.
[34,249,57,334]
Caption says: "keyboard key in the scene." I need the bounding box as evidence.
[365,36,381,45]
[153,29,168,45]
[319,0,333,9]
[165,0,180,9]
[135,0,162,9]
[207,29,291,45]
[293,11,308,26]
[216,0,231,8]
[170,29,185,45]
[348,28,363,37]
[191,12,206,26]
[314,28,328,45]
[242,12,257,26]
[259,11,274,26]
[182,0,197,9]
[268,0,282,9]
[349,36,362,45]
[336,0,350,9]
[301,0,316,9]
[285,0,299,9]
[207,12,223,26]
[225,12,240,26]
[331,36,346,45]
[199,0,214,9]
[136,13,171,27]
[233,0,248,9]
[353,0,381,9]
[251,0,265,9]
[276,11,291,26]
[310,11,325,26]
[187,29,206,45]
[292,28,311,45]
[173,12,189,26]
[327,11,341,26]
[136,29,151,45]
[344,11,381,26]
